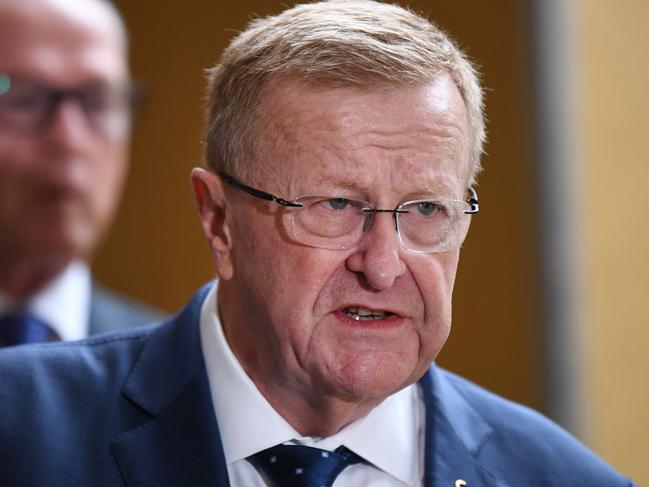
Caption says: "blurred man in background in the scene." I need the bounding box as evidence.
[0,0,163,346]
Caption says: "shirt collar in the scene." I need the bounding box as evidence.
[0,261,91,341]
[199,282,420,485]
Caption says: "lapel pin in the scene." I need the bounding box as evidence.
[455,480,467,487]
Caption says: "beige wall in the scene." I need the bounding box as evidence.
[579,1,649,482]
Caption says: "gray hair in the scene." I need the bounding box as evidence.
[205,0,486,185]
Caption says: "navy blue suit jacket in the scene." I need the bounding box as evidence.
[0,284,633,486]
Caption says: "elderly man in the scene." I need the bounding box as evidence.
[0,0,163,346]
[0,1,634,486]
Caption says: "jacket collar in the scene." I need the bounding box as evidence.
[421,366,510,487]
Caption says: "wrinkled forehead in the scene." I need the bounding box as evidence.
[253,76,471,195]
[0,0,127,83]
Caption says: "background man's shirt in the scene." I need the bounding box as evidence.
[0,261,90,341]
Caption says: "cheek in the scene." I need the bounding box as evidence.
[270,250,342,333]
[0,159,23,202]
[90,140,129,216]
[411,251,460,352]
[0,139,35,180]
[230,210,338,318]
[235,203,336,278]
[0,143,43,220]
[417,249,459,300]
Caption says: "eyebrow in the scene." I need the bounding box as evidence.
[301,176,461,199]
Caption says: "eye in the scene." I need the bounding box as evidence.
[81,88,112,113]
[326,198,350,211]
[4,93,45,112]
[416,201,440,217]
[80,84,129,114]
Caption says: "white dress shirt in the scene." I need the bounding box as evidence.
[200,282,425,486]
[0,261,91,341]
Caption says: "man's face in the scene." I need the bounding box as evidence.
[218,74,471,406]
[0,0,130,266]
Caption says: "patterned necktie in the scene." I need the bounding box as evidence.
[0,311,60,346]
[248,444,365,487]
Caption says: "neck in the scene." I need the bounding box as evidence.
[254,375,383,438]
[0,249,70,300]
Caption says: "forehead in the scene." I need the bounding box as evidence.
[256,75,471,196]
[0,0,127,84]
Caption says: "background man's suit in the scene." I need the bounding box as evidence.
[0,284,632,486]
[89,283,166,335]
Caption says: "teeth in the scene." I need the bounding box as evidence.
[345,306,392,321]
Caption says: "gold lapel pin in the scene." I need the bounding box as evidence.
[455,480,467,487]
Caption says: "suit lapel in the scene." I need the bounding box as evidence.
[420,367,510,487]
[111,283,231,487]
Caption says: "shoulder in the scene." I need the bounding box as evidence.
[0,327,156,433]
[0,327,155,407]
[0,286,211,486]
[433,367,634,486]
[90,283,168,334]
[0,327,155,420]
[0,329,157,484]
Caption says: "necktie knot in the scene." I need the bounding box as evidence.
[248,444,364,487]
[0,311,60,346]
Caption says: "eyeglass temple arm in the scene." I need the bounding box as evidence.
[464,187,479,214]
[219,171,478,213]
[218,171,303,207]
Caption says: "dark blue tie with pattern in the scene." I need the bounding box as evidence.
[248,444,365,487]
[0,311,60,346]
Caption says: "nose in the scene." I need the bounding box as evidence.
[42,99,93,156]
[345,211,406,290]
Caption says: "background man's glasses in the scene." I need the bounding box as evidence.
[220,171,479,254]
[0,73,140,139]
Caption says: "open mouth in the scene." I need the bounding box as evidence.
[344,306,394,321]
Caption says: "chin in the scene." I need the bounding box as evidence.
[33,225,97,264]
[327,350,422,401]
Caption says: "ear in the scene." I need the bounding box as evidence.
[191,168,234,280]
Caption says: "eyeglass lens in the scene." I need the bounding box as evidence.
[289,196,470,253]
[0,74,133,138]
